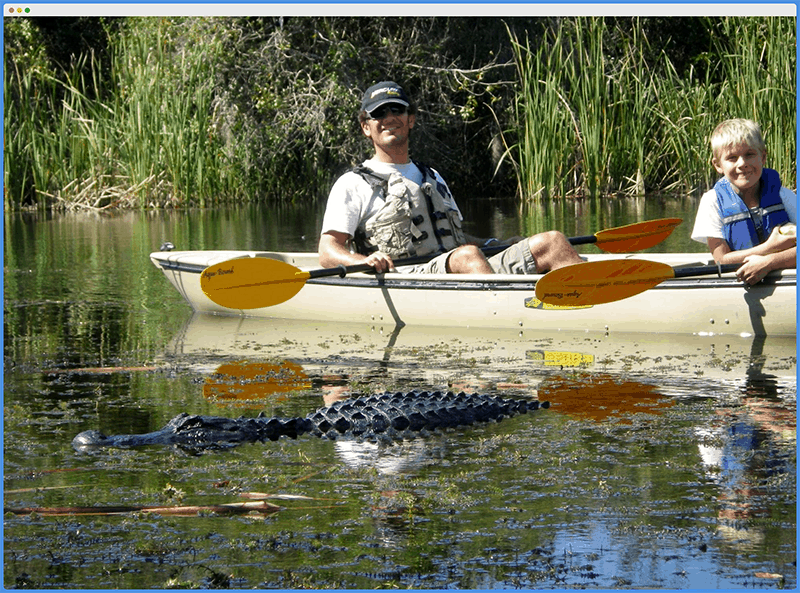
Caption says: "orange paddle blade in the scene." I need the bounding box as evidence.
[535,259,676,306]
[201,257,310,309]
[592,218,682,253]
[204,360,311,406]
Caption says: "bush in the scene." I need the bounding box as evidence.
[3,16,795,210]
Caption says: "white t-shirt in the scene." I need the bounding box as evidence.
[690,184,797,245]
[320,158,463,239]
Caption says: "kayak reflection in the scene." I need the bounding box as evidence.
[169,314,796,385]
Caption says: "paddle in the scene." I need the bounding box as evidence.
[565,217,682,253]
[201,218,682,310]
[204,360,311,405]
[534,259,740,307]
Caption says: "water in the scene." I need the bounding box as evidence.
[3,199,796,589]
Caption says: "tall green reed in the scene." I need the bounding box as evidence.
[4,17,237,210]
[5,16,795,210]
[607,18,653,195]
[507,16,796,200]
[509,17,660,199]
[102,17,234,207]
[566,17,608,198]
[508,24,575,199]
[713,17,796,188]
[650,57,717,193]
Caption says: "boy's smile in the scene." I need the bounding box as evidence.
[712,142,766,203]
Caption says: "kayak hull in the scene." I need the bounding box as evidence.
[150,250,797,337]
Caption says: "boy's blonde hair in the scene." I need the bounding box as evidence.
[710,118,766,160]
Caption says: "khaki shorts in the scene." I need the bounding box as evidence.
[402,239,536,274]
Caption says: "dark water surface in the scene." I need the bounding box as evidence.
[3,199,796,589]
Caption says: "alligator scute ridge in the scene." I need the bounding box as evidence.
[72,390,550,451]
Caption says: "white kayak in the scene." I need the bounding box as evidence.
[150,250,796,337]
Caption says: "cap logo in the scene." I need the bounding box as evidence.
[372,87,402,99]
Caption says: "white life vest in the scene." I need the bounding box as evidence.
[352,161,466,258]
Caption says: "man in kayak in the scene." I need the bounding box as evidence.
[318,81,584,274]
[691,118,796,286]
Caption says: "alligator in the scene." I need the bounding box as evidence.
[72,390,549,451]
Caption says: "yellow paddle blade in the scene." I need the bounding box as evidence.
[535,259,676,306]
[201,257,311,309]
[593,218,682,253]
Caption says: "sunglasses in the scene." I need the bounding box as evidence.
[368,103,407,120]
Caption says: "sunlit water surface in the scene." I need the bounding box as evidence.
[3,199,796,589]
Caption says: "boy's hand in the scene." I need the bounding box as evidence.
[764,225,796,253]
[737,254,772,285]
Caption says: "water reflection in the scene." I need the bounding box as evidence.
[165,315,796,481]
[4,203,795,590]
[203,359,312,408]
[695,336,796,550]
[200,358,467,475]
[333,439,435,475]
[541,374,674,421]
[168,314,797,386]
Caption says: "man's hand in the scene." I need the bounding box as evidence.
[319,231,395,272]
[363,251,396,273]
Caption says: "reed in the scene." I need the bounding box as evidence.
[509,17,659,199]
[714,17,796,188]
[508,16,796,200]
[508,25,575,199]
[4,18,238,210]
[650,58,717,193]
[3,62,36,207]
[567,17,608,198]
[607,18,654,196]
[4,16,795,210]
[101,18,236,207]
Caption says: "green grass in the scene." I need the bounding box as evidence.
[4,18,240,209]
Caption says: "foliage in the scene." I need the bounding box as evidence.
[5,17,520,209]
[3,16,796,210]
[507,16,796,200]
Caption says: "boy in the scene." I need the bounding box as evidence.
[691,118,796,285]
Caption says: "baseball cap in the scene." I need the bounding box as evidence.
[360,81,410,114]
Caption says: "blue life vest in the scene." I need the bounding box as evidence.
[715,168,789,250]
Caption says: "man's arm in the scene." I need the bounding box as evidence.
[319,231,395,273]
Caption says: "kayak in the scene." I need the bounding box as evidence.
[150,250,796,336]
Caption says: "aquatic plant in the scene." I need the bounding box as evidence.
[3,16,795,210]
[506,16,796,200]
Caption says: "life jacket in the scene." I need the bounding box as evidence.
[714,168,789,250]
[351,161,466,258]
